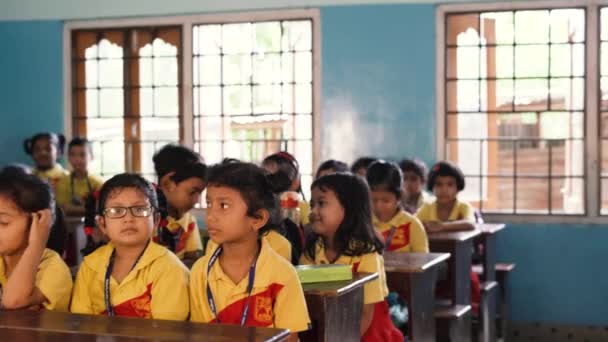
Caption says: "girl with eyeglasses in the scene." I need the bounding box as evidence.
[71,173,189,320]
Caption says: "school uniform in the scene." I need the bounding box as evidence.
[153,212,203,260]
[0,249,73,311]
[299,238,403,342]
[206,230,292,263]
[33,164,68,190]
[55,172,103,207]
[190,239,310,332]
[415,199,476,223]
[70,241,190,320]
[373,209,429,253]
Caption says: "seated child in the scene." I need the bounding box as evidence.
[300,173,403,341]
[0,170,72,311]
[23,132,68,189]
[398,158,431,214]
[71,174,189,320]
[56,138,103,217]
[190,162,310,341]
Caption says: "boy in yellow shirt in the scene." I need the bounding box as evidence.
[367,161,429,253]
[190,162,309,340]
[0,170,72,311]
[56,138,103,216]
[71,174,189,320]
[152,145,206,264]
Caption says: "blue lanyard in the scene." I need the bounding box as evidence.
[385,226,397,251]
[104,241,149,316]
[206,244,259,326]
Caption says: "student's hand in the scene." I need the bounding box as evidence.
[28,209,52,248]
[425,221,444,233]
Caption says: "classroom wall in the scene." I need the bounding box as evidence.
[0,21,64,166]
[0,2,606,327]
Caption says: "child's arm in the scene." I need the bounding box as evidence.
[1,210,51,309]
[150,260,190,321]
[424,220,474,233]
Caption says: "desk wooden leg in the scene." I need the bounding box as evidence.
[300,287,363,342]
[481,234,497,282]
[452,241,473,305]
[408,270,439,342]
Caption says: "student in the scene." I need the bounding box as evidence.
[0,171,72,311]
[315,159,349,179]
[367,161,428,253]
[56,138,103,217]
[415,161,475,233]
[190,162,310,341]
[23,132,68,189]
[152,144,206,263]
[0,165,67,255]
[351,157,378,178]
[398,158,431,214]
[415,161,480,311]
[300,173,403,341]
[262,152,310,227]
[71,174,189,320]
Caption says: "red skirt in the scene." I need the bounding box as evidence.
[361,300,404,342]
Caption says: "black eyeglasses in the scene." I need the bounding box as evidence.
[102,206,155,219]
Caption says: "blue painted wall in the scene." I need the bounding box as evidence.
[0,21,64,167]
[320,5,436,165]
[0,4,606,327]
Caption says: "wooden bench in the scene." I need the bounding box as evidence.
[473,281,499,342]
[435,304,472,342]
[473,263,515,340]
[384,252,451,342]
[300,272,378,342]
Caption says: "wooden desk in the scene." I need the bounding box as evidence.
[475,223,506,282]
[384,252,451,342]
[429,229,481,305]
[0,310,290,342]
[300,272,378,342]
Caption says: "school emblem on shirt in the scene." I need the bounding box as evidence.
[254,295,273,324]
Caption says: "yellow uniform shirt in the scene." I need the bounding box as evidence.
[205,230,292,263]
[190,240,310,332]
[299,200,310,226]
[71,241,190,320]
[0,249,73,311]
[55,173,103,207]
[33,164,68,190]
[299,239,388,304]
[415,199,476,223]
[373,210,429,253]
[153,212,203,259]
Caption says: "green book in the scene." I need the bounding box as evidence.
[295,264,353,284]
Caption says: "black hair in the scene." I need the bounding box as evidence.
[262,151,304,199]
[68,137,93,155]
[350,157,378,174]
[222,157,241,164]
[1,164,32,177]
[366,160,403,199]
[23,132,66,156]
[153,144,207,184]
[399,159,428,182]
[96,173,159,215]
[315,159,349,179]
[207,162,283,236]
[427,161,465,192]
[0,170,55,217]
[304,173,384,260]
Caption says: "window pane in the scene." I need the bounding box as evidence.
[223,23,252,54]
[198,86,222,116]
[282,21,312,51]
[224,86,252,115]
[254,22,281,53]
[445,9,585,216]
